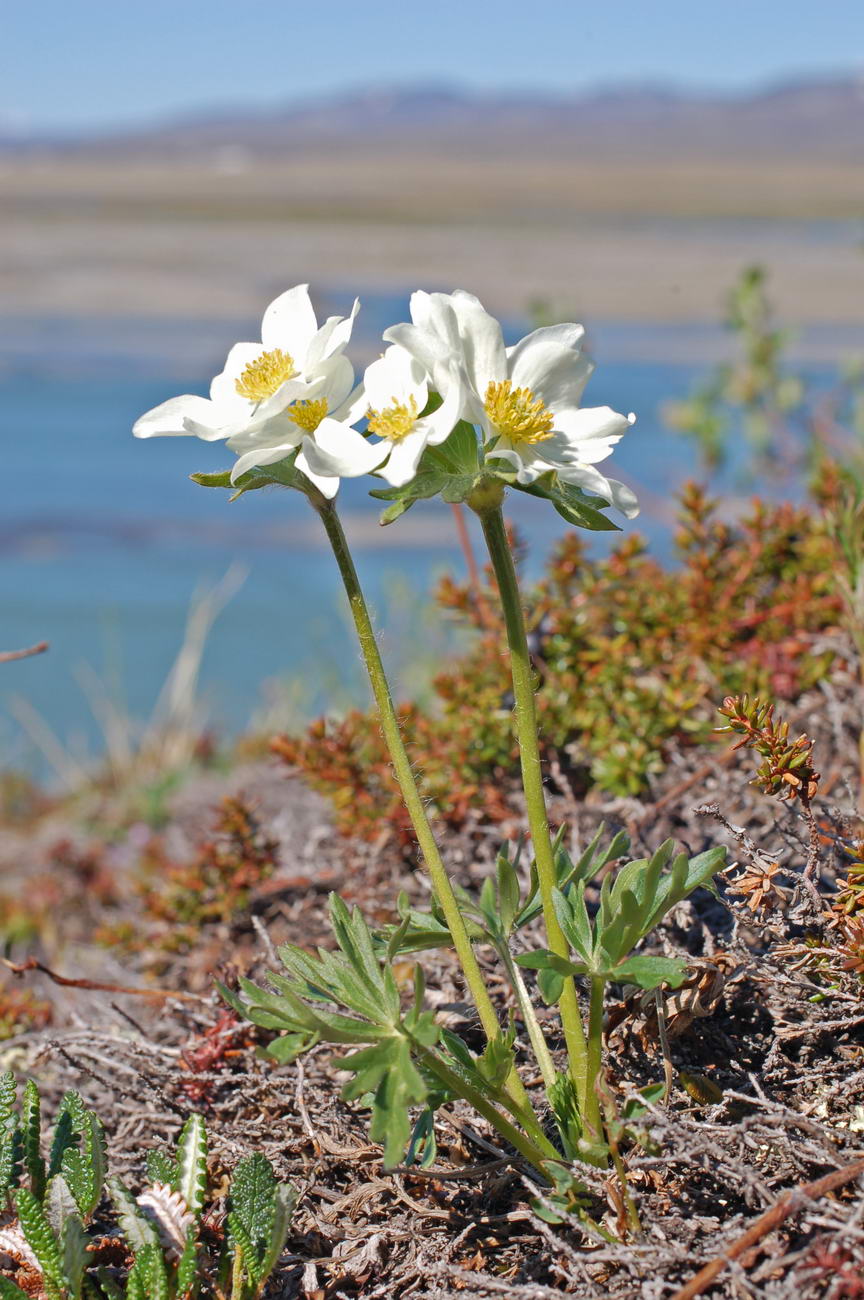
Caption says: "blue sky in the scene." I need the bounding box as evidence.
[4,0,862,133]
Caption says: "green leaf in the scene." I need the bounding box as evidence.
[551,887,593,962]
[0,1072,16,1131]
[229,1152,277,1268]
[0,1279,31,1299]
[612,955,687,991]
[58,1097,105,1219]
[16,1187,67,1298]
[495,849,521,935]
[176,1232,200,1299]
[21,1081,45,1202]
[227,1210,260,1288]
[107,1176,160,1253]
[405,1109,438,1170]
[515,948,583,978]
[537,968,565,1005]
[146,1151,179,1187]
[0,1127,22,1200]
[189,470,234,489]
[44,1174,79,1238]
[127,1242,169,1300]
[258,1183,296,1286]
[513,473,620,531]
[341,1036,429,1167]
[174,1113,208,1220]
[60,1210,87,1299]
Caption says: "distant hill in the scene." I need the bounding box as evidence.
[7,76,863,162]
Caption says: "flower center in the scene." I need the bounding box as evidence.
[235,348,298,402]
[366,396,419,443]
[484,380,554,445]
[288,398,328,433]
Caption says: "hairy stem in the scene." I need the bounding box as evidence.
[585,977,606,1142]
[475,503,596,1127]
[414,1044,558,1172]
[315,497,535,1118]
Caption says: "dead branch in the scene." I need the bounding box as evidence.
[0,641,48,664]
[671,1155,864,1300]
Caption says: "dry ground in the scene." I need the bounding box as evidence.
[2,145,863,334]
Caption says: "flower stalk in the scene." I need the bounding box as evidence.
[474,501,599,1136]
[313,494,537,1121]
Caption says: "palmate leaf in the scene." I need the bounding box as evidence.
[520,840,726,992]
[371,420,484,522]
[613,955,687,990]
[191,452,305,503]
[515,473,620,531]
[341,1036,430,1168]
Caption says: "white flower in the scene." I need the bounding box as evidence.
[133,285,385,497]
[346,346,463,488]
[385,290,638,517]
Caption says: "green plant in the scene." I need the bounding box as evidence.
[665,265,864,481]
[0,1074,295,1298]
[137,283,728,1218]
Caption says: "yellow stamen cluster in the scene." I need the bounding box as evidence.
[366,395,419,443]
[484,379,554,445]
[235,348,298,402]
[288,398,328,433]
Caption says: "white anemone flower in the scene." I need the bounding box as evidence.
[133,284,384,497]
[132,283,360,441]
[347,346,464,488]
[385,290,638,517]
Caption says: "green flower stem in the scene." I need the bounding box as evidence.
[498,944,558,1094]
[585,978,606,1138]
[314,497,534,1119]
[414,1044,559,1172]
[475,503,596,1126]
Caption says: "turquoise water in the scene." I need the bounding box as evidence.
[0,294,846,777]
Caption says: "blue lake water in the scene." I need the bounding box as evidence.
[0,293,852,779]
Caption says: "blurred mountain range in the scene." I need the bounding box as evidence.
[4,76,862,160]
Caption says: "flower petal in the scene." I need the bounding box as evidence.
[260,284,318,359]
[133,395,224,440]
[487,443,543,484]
[509,340,594,409]
[422,370,466,446]
[506,322,586,363]
[230,442,298,482]
[383,321,455,381]
[543,408,635,466]
[447,291,507,393]
[299,419,387,478]
[294,451,340,498]
[378,427,430,487]
[305,298,360,369]
[363,345,427,412]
